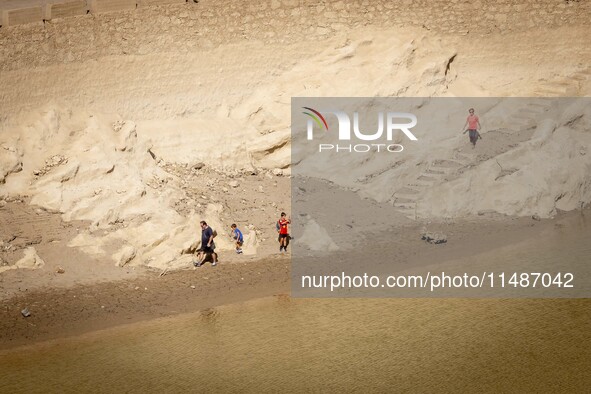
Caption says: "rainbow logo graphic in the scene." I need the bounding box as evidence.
[302,107,328,131]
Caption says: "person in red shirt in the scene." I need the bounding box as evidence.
[461,107,482,148]
[277,212,291,253]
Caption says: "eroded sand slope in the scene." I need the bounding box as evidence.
[1,1,590,272]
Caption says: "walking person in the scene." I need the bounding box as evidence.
[461,107,482,148]
[277,212,291,253]
[231,223,243,254]
[195,220,218,267]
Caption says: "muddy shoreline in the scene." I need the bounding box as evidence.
[0,256,290,349]
[2,210,588,350]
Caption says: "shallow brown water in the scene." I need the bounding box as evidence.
[0,294,589,393]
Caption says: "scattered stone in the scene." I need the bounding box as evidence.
[190,285,196,289]
[112,120,125,132]
[532,214,541,221]
[33,155,68,177]
[21,308,31,317]
[272,168,283,176]
[56,266,65,274]
[192,162,205,170]
[114,246,136,267]
[15,247,45,269]
[228,180,240,188]
[421,231,447,244]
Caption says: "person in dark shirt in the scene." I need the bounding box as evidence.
[194,220,218,267]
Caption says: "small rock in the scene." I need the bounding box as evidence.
[56,266,65,274]
[15,247,45,269]
[192,162,205,170]
[421,231,447,244]
[272,168,283,176]
[21,308,31,317]
[532,214,541,221]
[190,285,196,289]
[228,180,240,188]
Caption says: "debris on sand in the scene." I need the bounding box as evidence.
[421,231,447,244]
[21,308,31,317]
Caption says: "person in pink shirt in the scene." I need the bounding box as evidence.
[461,108,482,148]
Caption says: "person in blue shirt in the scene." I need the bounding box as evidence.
[194,220,218,267]
[231,223,243,254]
